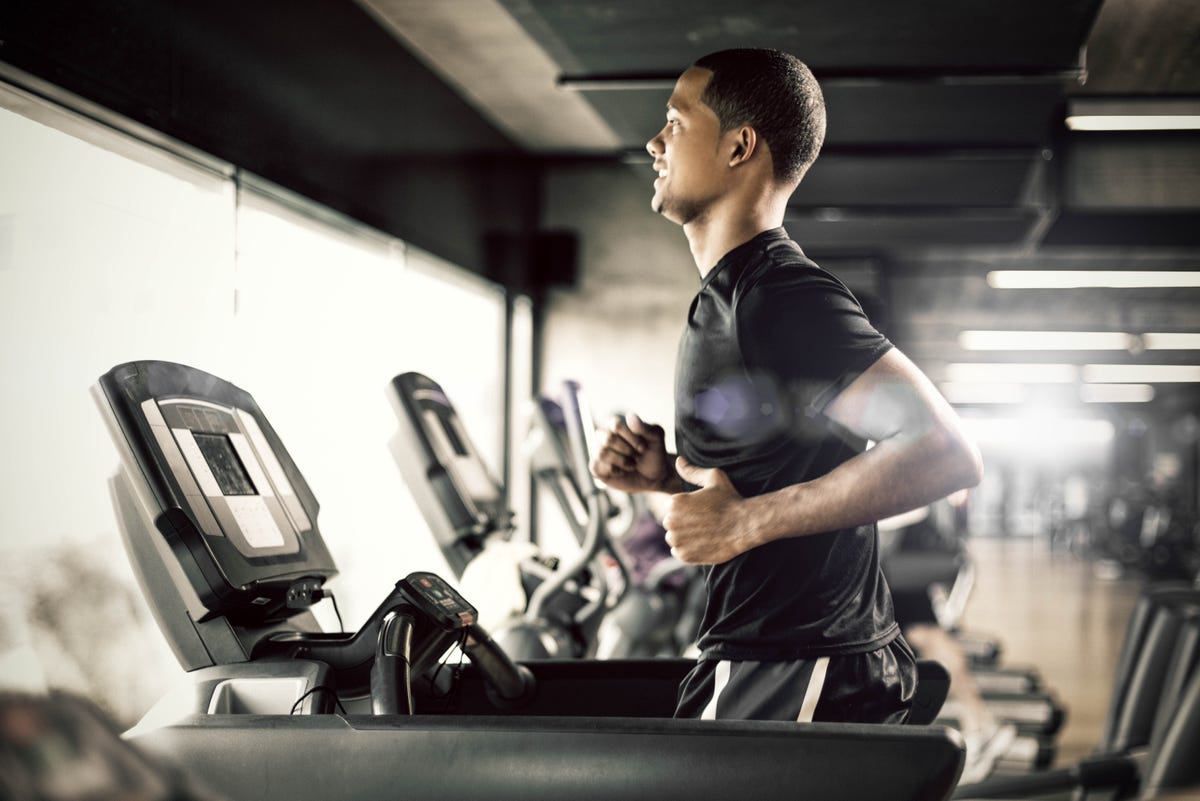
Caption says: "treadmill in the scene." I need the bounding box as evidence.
[881,511,1066,771]
[953,586,1200,799]
[97,360,967,801]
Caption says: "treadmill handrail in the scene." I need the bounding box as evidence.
[526,491,608,621]
[529,397,636,592]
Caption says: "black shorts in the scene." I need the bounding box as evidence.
[674,637,917,723]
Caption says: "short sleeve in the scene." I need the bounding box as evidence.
[735,269,892,415]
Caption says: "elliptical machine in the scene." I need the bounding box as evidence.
[390,372,703,660]
[388,372,613,658]
[527,394,705,658]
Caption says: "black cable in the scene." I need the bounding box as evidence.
[327,591,344,633]
[290,685,347,716]
[428,629,469,712]
[313,588,345,633]
[427,630,463,696]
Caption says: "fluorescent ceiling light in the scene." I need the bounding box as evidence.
[1082,364,1200,383]
[959,331,1133,350]
[960,331,1200,351]
[1143,333,1200,350]
[946,363,1078,383]
[1066,98,1200,131]
[939,382,1027,404]
[1079,384,1156,403]
[1066,115,1200,131]
[987,271,1200,289]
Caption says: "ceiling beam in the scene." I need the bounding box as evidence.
[357,0,621,152]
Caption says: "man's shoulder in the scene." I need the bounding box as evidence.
[734,242,846,300]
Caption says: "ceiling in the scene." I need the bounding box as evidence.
[365,0,1199,245]
[1,0,1198,420]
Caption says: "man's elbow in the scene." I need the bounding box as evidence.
[959,437,985,489]
[949,430,984,490]
[930,424,984,491]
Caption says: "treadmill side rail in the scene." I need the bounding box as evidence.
[132,715,966,801]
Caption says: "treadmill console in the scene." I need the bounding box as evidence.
[96,361,337,626]
[399,571,477,631]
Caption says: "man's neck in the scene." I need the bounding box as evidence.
[683,194,788,278]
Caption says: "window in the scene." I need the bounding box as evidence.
[0,84,509,725]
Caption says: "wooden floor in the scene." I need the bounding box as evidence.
[961,536,1142,766]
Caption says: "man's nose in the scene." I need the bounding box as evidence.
[646,134,663,159]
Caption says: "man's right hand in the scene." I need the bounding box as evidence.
[590,413,680,494]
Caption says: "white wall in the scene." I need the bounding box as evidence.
[539,164,697,436]
[0,88,508,723]
[533,164,698,552]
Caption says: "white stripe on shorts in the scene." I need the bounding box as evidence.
[796,656,830,722]
[700,660,732,720]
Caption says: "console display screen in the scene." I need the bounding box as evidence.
[193,433,258,496]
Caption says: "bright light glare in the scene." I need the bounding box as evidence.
[1143,333,1200,350]
[1079,384,1156,403]
[987,271,1200,289]
[1082,364,1200,383]
[959,331,1133,351]
[1066,115,1200,131]
[939,382,1027,404]
[945,363,1078,383]
[962,416,1115,449]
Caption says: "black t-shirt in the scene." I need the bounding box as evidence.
[675,227,899,660]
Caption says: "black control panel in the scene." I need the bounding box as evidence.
[399,572,478,631]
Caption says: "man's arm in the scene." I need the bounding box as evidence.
[663,348,983,564]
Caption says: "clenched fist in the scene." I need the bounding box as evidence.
[590,413,679,495]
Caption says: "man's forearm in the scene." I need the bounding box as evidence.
[744,428,983,547]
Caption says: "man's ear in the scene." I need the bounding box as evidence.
[728,126,758,167]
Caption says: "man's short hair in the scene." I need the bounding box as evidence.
[693,49,826,185]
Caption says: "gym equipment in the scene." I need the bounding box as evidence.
[390,372,700,660]
[95,360,531,712]
[1101,583,1200,753]
[952,585,1200,799]
[881,509,1066,773]
[95,360,966,801]
[1100,482,1200,582]
[527,393,705,658]
[388,371,608,658]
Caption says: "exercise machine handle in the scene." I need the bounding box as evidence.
[370,607,416,715]
[559,380,599,497]
[526,382,609,621]
[464,622,536,710]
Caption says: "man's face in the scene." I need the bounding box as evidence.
[645,67,730,225]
